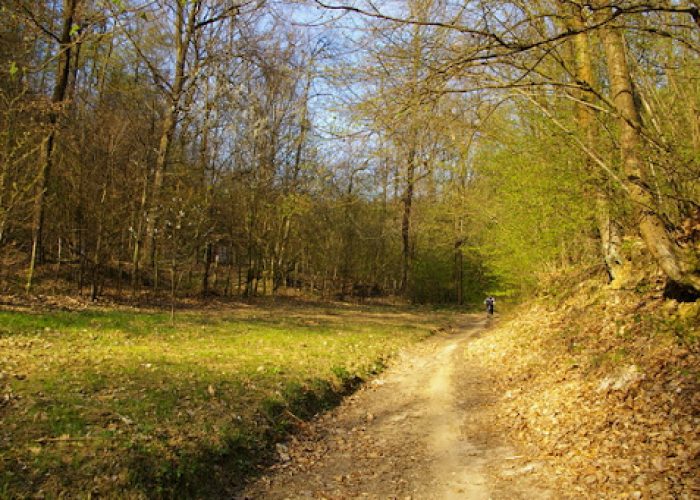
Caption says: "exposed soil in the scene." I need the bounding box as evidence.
[241,315,552,499]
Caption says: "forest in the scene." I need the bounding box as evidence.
[2,0,696,304]
[1,0,699,498]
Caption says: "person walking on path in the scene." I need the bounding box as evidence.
[484,296,495,317]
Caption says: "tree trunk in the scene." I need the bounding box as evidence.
[199,96,214,297]
[400,148,416,293]
[131,170,149,291]
[202,242,213,296]
[399,8,425,296]
[601,20,700,292]
[274,216,292,291]
[237,251,243,296]
[454,242,463,305]
[570,7,623,281]
[26,0,78,293]
[274,85,309,292]
[91,179,109,301]
[141,0,198,273]
[225,244,234,297]
[141,110,175,270]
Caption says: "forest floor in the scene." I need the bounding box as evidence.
[2,280,698,498]
[241,315,551,499]
[242,279,699,499]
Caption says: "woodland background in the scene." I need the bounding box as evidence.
[1,0,699,303]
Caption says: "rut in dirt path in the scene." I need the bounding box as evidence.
[423,340,490,499]
[241,316,550,499]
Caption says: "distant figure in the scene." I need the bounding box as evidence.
[484,296,495,316]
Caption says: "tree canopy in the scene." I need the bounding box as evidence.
[1,0,699,302]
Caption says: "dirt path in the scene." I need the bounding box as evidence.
[240,315,551,499]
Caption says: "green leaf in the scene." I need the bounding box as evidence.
[69,23,80,37]
[8,61,18,78]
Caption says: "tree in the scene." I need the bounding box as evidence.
[25,0,79,292]
[599,7,700,292]
[568,3,623,281]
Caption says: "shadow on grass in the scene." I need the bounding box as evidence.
[0,303,436,497]
[126,372,368,498]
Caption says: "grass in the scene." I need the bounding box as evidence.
[0,302,453,498]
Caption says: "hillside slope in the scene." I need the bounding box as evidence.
[464,279,699,497]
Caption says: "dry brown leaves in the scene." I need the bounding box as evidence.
[465,281,700,498]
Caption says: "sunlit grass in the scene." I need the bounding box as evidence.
[0,303,451,497]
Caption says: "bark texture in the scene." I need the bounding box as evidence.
[26,0,78,292]
[601,22,700,292]
[570,8,623,281]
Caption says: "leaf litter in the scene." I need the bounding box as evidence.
[464,278,699,498]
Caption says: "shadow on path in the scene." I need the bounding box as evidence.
[240,314,551,499]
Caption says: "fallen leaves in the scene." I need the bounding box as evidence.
[464,282,700,497]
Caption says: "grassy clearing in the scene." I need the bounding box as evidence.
[0,302,453,498]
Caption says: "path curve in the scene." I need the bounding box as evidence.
[240,315,550,499]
